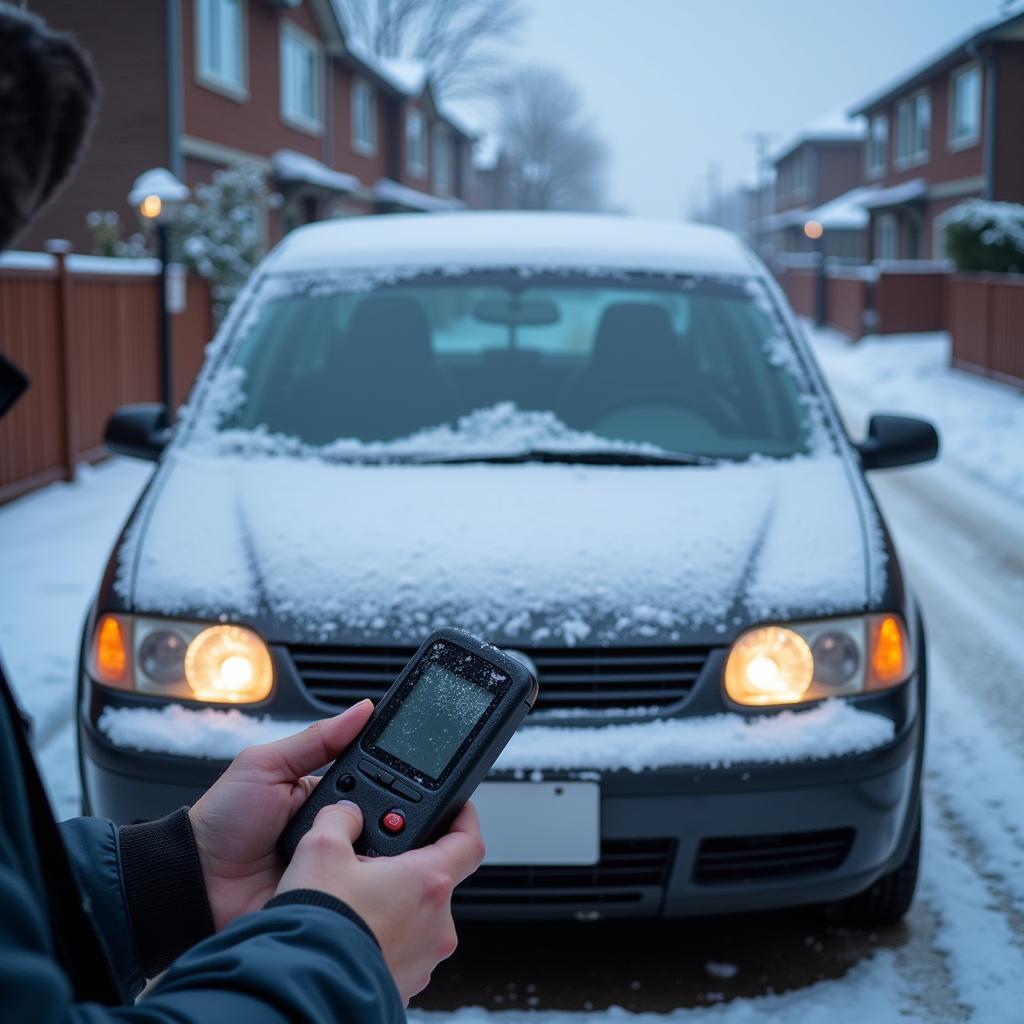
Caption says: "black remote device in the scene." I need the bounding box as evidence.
[279,627,539,860]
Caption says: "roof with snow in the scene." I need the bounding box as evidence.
[771,111,865,166]
[850,6,1024,115]
[266,212,759,277]
[762,185,876,232]
[272,149,360,194]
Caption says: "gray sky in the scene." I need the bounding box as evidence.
[508,0,1009,218]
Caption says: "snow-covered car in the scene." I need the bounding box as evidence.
[79,212,938,924]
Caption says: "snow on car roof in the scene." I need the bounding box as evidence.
[264,212,760,278]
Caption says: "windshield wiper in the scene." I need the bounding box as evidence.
[417,448,715,467]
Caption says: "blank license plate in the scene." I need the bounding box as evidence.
[473,781,600,865]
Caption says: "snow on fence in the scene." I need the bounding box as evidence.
[774,262,948,340]
[0,244,214,503]
[948,273,1024,388]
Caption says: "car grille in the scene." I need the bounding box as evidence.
[288,643,712,712]
[693,828,855,885]
[453,838,675,906]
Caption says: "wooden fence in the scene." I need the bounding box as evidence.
[948,273,1024,387]
[0,245,213,504]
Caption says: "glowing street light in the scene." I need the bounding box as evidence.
[803,219,824,241]
[803,219,827,327]
[128,169,190,418]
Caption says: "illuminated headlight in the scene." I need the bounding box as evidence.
[90,614,274,704]
[724,614,912,708]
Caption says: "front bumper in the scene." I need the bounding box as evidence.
[80,696,922,919]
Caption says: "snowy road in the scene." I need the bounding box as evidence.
[0,327,1021,1020]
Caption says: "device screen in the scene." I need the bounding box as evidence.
[374,663,495,779]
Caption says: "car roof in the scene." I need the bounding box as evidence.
[265,211,760,278]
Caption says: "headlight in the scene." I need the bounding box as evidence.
[90,614,274,704]
[724,614,912,708]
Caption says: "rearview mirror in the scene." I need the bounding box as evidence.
[105,403,170,461]
[856,414,939,470]
[473,298,560,326]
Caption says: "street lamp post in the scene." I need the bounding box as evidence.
[128,169,190,422]
[804,219,826,328]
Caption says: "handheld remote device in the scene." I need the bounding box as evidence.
[279,628,539,860]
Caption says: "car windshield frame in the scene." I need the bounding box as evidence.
[179,266,841,464]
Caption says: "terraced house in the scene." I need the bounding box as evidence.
[850,6,1024,261]
[20,0,476,252]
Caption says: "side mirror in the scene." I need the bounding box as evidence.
[105,403,170,461]
[856,414,939,470]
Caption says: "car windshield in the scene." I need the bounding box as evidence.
[211,270,821,461]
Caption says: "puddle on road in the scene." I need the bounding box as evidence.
[414,911,908,1012]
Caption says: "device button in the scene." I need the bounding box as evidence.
[381,810,405,834]
[334,773,357,793]
[376,769,395,787]
[390,779,422,802]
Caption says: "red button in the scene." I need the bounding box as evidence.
[381,810,405,834]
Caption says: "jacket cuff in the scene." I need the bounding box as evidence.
[264,889,380,948]
[119,808,215,977]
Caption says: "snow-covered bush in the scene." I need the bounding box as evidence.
[86,210,148,258]
[942,199,1024,274]
[173,162,268,321]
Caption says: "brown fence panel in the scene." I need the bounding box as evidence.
[825,274,867,339]
[0,253,214,504]
[776,269,815,319]
[875,272,947,335]
[948,275,991,371]
[988,276,1024,385]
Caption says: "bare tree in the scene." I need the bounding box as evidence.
[335,0,523,96]
[490,66,608,212]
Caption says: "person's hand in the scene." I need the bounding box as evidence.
[276,800,485,1004]
[188,699,375,931]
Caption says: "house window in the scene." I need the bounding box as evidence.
[352,77,376,154]
[894,99,912,165]
[406,108,426,177]
[867,115,887,177]
[432,124,450,194]
[912,90,931,162]
[950,64,982,148]
[875,213,898,260]
[196,0,246,97]
[280,23,322,132]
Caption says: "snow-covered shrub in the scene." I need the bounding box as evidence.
[941,199,1024,274]
[86,210,148,258]
[173,163,268,321]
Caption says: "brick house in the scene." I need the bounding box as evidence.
[762,113,868,262]
[20,0,475,252]
[850,7,1024,261]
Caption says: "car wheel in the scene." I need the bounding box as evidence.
[833,806,921,926]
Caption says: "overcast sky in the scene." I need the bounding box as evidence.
[506,0,1010,218]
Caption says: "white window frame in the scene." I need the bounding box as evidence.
[911,88,931,164]
[351,77,376,155]
[279,21,323,135]
[431,123,450,195]
[406,108,426,178]
[195,0,247,100]
[948,63,982,151]
[867,114,888,177]
[875,212,898,260]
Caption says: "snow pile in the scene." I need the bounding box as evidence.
[116,451,883,644]
[208,402,666,462]
[808,326,1024,503]
[373,178,464,212]
[97,699,894,769]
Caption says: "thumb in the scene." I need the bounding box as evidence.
[308,800,365,849]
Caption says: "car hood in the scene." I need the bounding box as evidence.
[117,450,887,646]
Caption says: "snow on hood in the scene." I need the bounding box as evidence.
[117,449,883,645]
[97,698,895,770]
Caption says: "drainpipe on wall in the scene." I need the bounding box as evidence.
[166,0,183,179]
[967,39,997,201]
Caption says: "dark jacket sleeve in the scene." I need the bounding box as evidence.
[2,825,405,1024]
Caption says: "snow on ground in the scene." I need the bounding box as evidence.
[96,697,894,771]
[808,326,1024,503]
